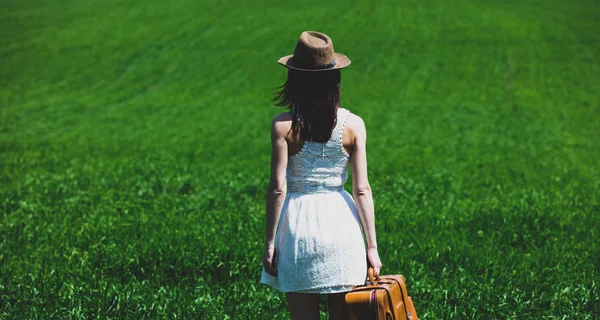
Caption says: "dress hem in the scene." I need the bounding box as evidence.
[260,281,362,294]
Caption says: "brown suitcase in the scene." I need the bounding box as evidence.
[345,268,418,320]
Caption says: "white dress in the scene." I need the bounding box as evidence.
[260,108,367,293]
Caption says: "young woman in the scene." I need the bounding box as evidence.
[260,31,382,320]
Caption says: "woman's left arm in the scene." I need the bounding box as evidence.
[262,115,289,276]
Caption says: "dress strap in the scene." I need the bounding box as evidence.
[330,108,350,148]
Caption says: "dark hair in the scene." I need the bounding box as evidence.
[274,69,341,142]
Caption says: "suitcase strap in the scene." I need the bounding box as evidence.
[354,273,411,320]
[348,286,399,320]
[385,277,411,320]
[368,267,412,320]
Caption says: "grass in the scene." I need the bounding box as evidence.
[1,0,599,318]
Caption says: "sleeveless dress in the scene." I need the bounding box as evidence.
[260,108,367,293]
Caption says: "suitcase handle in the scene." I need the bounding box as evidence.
[367,267,380,285]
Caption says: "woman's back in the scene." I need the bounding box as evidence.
[286,108,352,194]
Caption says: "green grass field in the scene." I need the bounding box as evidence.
[1,0,599,318]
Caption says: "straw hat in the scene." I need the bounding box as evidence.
[278,31,351,72]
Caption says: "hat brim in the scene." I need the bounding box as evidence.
[277,53,351,72]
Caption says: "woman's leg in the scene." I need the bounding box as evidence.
[286,292,321,320]
[327,292,348,320]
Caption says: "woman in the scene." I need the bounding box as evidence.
[260,31,382,320]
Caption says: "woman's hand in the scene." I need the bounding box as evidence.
[262,244,277,277]
[367,247,382,276]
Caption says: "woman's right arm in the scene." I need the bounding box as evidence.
[350,116,382,275]
[262,114,289,276]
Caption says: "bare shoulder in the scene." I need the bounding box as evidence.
[271,112,293,137]
[345,112,367,136]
